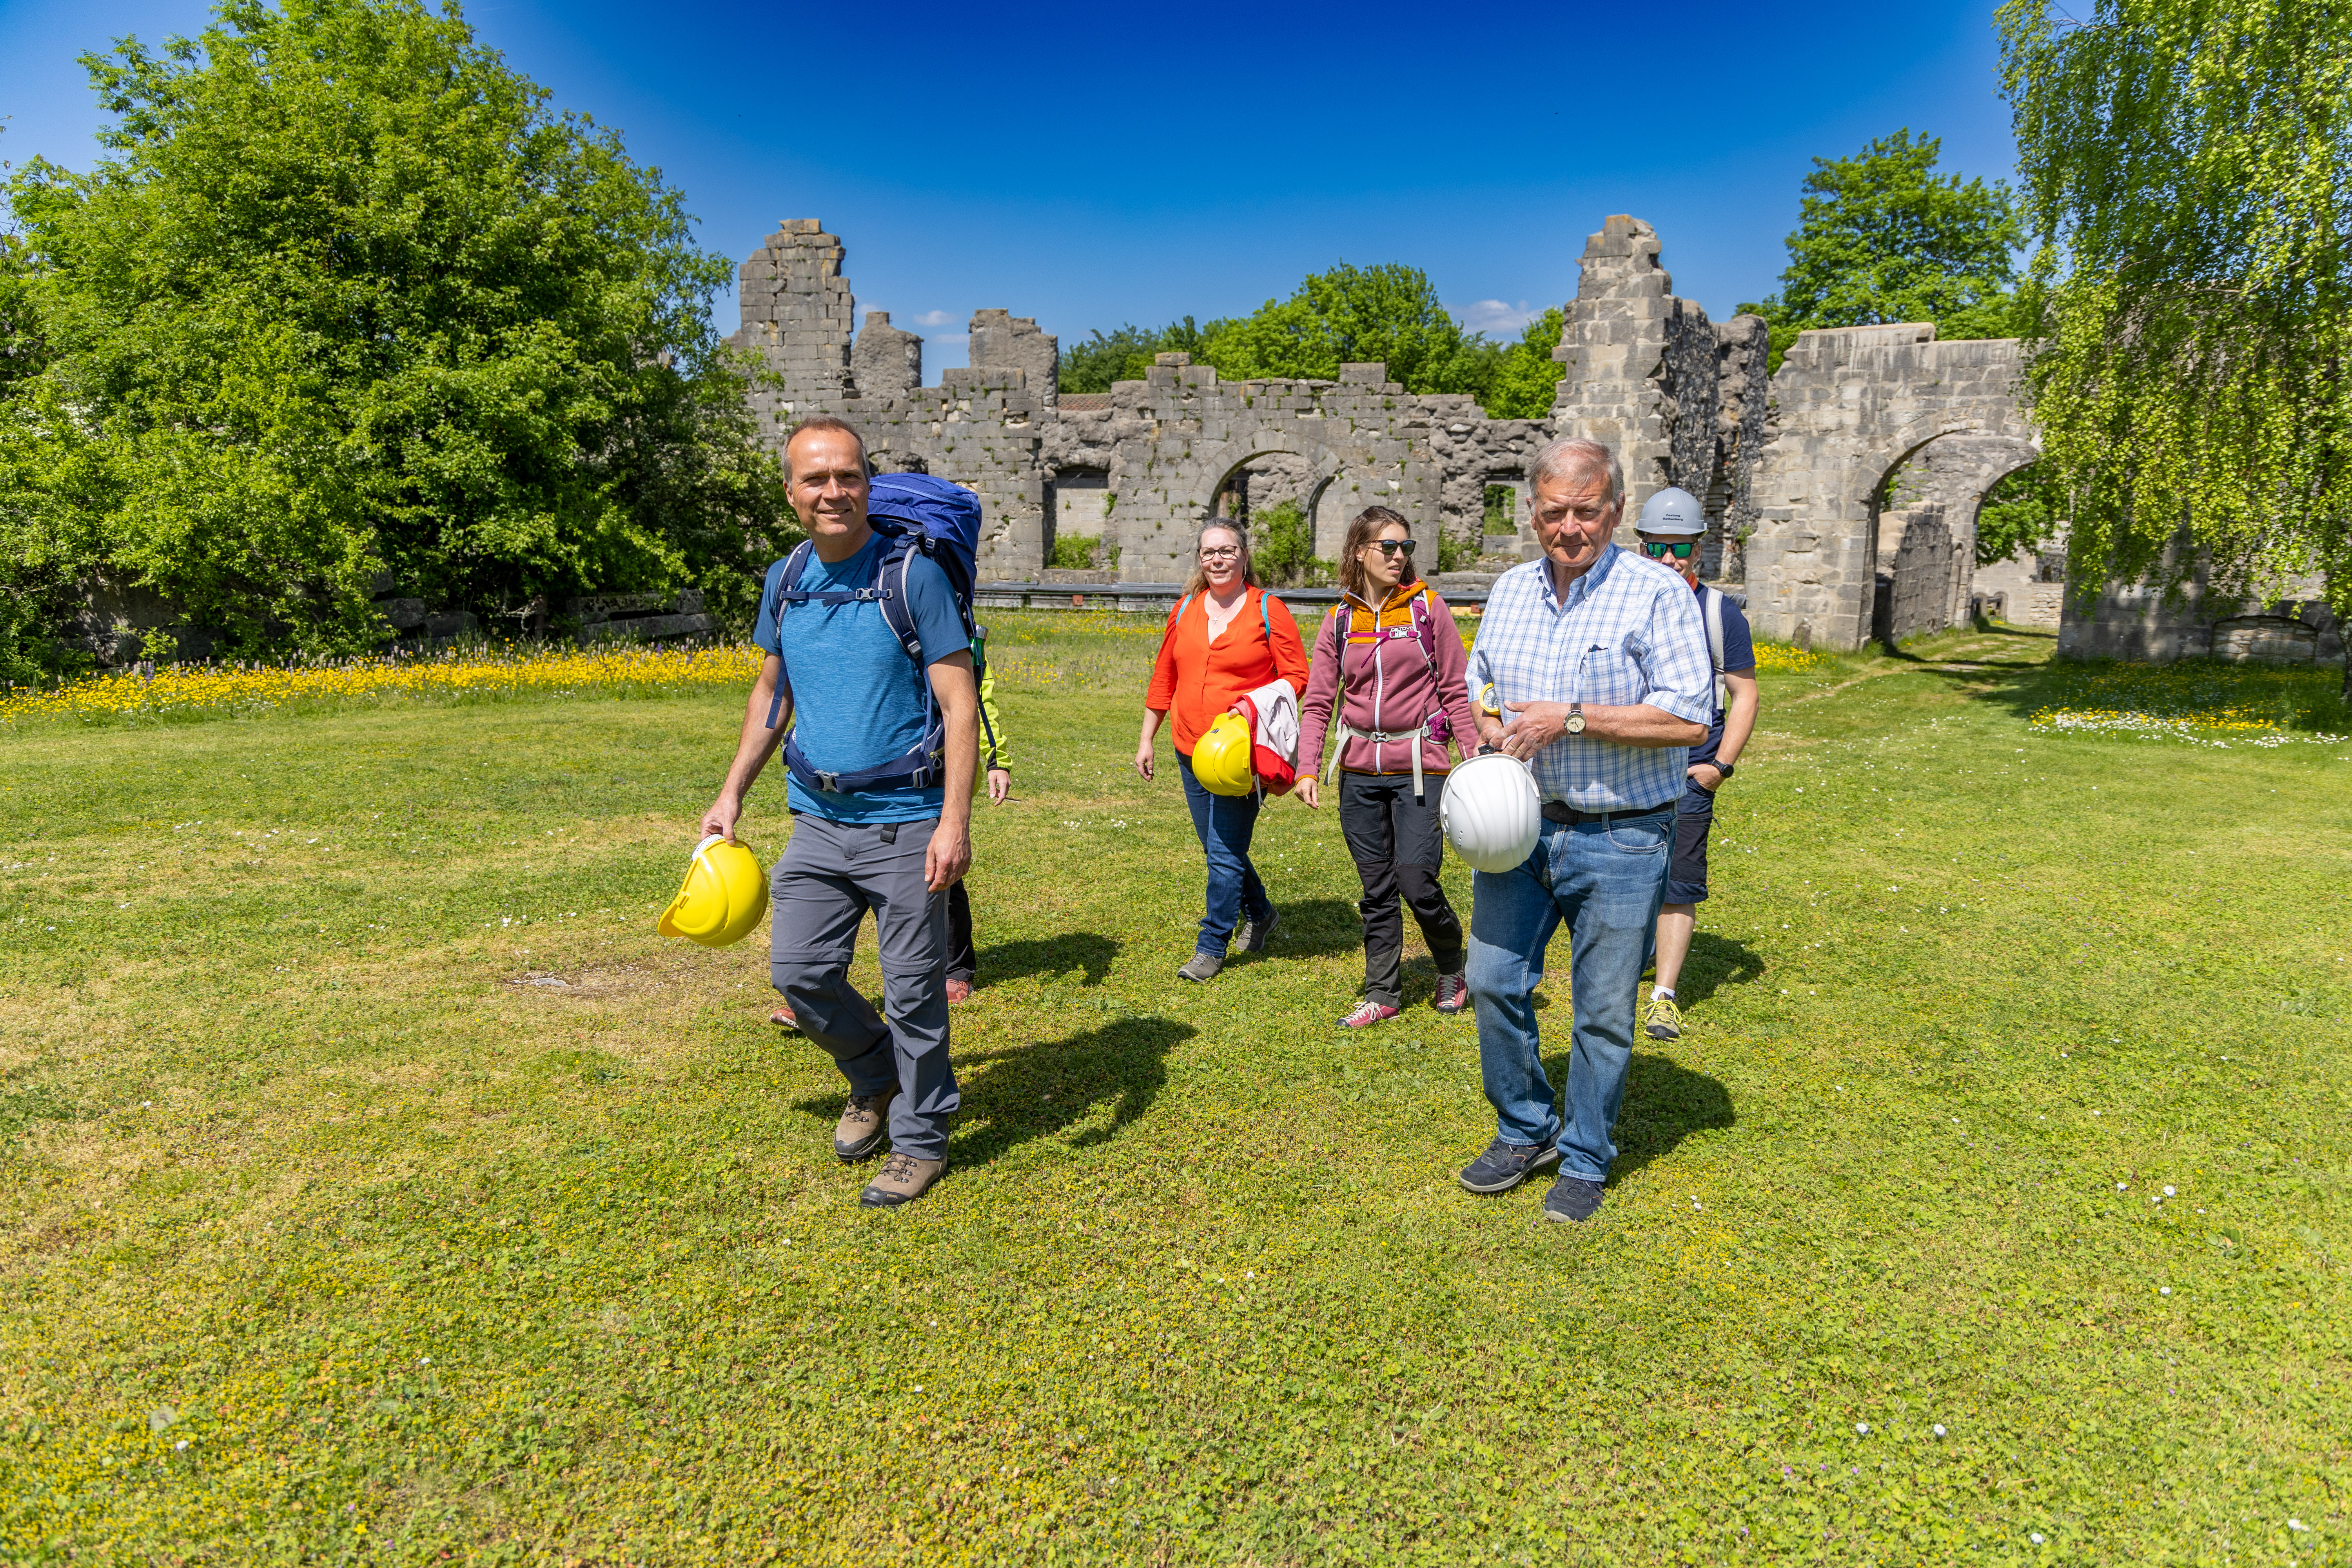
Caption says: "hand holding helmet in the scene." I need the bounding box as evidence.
[1440,752,1543,873]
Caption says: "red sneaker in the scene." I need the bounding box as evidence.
[770,1004,798,1029]
[1433,973,1469,1014]
[945,978,973,1004]
[1340,1000,1400,1029]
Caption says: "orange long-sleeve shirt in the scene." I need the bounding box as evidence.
[1145,585,1311,756]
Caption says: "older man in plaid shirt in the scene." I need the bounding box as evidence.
[1459,436,1714,1223]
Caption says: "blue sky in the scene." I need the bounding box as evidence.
[1,0,2024,367]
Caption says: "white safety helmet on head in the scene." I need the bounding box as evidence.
[1440,752,1543,874]
[1637,486,1705,536]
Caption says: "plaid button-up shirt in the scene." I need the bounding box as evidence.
[1466,545,1714,811]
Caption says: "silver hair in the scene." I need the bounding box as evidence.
[1528,436,1623,504]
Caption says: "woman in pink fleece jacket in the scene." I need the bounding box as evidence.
[1296,507,1481,1027]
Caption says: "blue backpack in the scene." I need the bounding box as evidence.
[760,473,996,794]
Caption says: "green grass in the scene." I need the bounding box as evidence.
[2,619,2347,1564]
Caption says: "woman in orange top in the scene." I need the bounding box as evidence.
[1138,519,1311,982]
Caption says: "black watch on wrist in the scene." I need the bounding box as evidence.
[1706,759,1733,779]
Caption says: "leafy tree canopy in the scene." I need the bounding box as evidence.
[1480,307,1565,421]
[1998,0,2351,675]
[0,0,785,673]
[1058,267,1567,417]
[1975,463,2066,568]
[1740,130,2025,370]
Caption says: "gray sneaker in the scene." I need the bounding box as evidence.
[1457,1137,1561,1194]
[1542,1174,1608,1223]
[1238,909,1281,954]
[1176,949,1223,982]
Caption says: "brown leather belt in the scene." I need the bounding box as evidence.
[1539,799,1673,826]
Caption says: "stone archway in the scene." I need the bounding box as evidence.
[1746,325,2034,649]
[1868,433,2042,641]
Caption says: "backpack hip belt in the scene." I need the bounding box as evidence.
[1327,719,1433,805]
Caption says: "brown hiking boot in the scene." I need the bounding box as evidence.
[834,1086,896,1163]
[859,1151,944,1208]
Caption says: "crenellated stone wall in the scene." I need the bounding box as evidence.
[720,216,2038,636]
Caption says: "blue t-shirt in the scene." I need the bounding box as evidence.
[755,532,971,823]
[1692,585,1756,767]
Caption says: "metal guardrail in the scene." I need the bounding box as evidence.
[973,579,1499,613]
[974,577,1749,614]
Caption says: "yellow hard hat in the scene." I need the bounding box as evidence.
[1192,712,1256,796]
[657,834,766,947]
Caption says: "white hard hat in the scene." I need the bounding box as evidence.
[1440,753,1543,873]
[1637,486,1705,536]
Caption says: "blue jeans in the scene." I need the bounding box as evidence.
[1177,753,1273,958]
[1466,809,1675,1182]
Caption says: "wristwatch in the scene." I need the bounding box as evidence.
[1564,703,1585,736]
[1707,759,1734,779]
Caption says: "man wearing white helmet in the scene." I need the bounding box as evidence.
[1632,486,1760,1043]
[1456,438,1714,1224]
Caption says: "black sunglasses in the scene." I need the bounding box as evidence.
[1642,540,1696,560]
[1370,539,1417,558]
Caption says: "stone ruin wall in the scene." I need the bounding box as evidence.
[737,217,2238,662]
[726,214,1794,601]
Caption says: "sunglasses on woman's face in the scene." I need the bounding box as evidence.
[1369,539,1417,559]
[1642,540,1696,560]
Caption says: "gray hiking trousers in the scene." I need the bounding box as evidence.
[769,813,958,1160]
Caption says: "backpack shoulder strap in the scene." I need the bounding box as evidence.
[1703,586,1728,710]
[874,533,924,666]
[1407,586,1440,675]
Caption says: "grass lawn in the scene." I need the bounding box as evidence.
[2,616,2348,1565]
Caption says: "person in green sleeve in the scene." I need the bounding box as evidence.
[771,627,1009,1027]
[948,626,1013,1000]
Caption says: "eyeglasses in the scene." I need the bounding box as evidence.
[1199,545,1242,560]
[1369,539,1417,559]
[1641,540,1696,560]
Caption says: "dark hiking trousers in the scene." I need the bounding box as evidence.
[1338,771,1465,1007]
[769,814,958,1160]
[947,877,976,982]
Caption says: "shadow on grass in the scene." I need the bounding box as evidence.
[1673,933,1764,1007]
[1536,1049,1733,1185]
[1259,897,1365,961]
[978,931,1119,987]
[947,1015,1192,1165]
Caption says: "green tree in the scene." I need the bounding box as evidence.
[1741,130,2025,371]
[1974,463,2065,567]
[1062,265,1521,407]
[1998,0,2351,688]
[1243,500,1329,588]
[1057,318,1221,393]
[1480,306,1565,420]
[0,0,786,671]
[1203,262,1493,397]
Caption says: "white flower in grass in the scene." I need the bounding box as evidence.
[1932,1424,1947,1437]
[1855,1422,1869,1435]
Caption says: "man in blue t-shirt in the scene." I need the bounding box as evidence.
[1630,487,1760,1043]
[700,417,978,1209]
